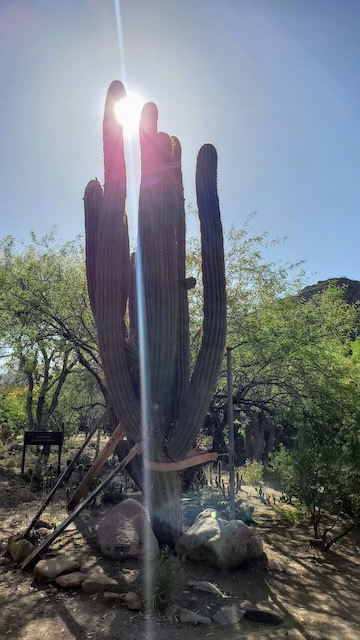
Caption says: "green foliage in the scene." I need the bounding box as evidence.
[269,445,295,499]
[0,231,104,432]
[241,459,264,485]
[198,486,254,523]
[274,502,308,528]
[147,549,183,615]
[0,384,28,441]
[188,219,360,465]
[271,410,360,545]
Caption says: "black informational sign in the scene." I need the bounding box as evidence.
[21,431,64,476]
[24,431,63,446]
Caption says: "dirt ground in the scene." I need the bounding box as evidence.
[1,465,360,640]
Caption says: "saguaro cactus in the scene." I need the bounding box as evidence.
[84,81,226,544]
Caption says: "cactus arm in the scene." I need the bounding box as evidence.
[167,144,226,460]
[103,80,126,188]
[138,105,178,423]
[84,179,103,316]
[170,136,190,425]
[85,81,141,442]
[129,251,138,344]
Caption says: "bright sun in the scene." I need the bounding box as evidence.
[115,91,145,136]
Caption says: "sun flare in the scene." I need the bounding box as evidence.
[115,91,145,136]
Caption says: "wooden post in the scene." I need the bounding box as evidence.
[227,346,235,519]
[21,441,143,571]
[23,409,109,539]
[67,423,126,511]
[21,439,26,476]
[56,440,62,476]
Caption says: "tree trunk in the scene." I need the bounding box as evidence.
[245,412,267,461]
[253,414,265,460]
[26,372,35,430]
[245,422,254,459]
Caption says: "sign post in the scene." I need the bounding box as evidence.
[227,347,235,519]
[21,431,64,476]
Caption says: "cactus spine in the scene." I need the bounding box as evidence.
[84,81,226,543]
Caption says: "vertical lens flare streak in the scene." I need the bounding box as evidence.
[114,0,153,627]
[135,244,154,620]
[113,0,140,243]
[114,3,154,629]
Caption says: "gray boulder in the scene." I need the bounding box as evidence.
[55,572,87,588]
[177,607,212,625]
[9,539,35,564]
[34,558,80,582]
[175,508,263,569]
[96,498,159,560]
[212,605,245,626]
[82,574,124,594]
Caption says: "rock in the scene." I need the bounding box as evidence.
[103,591,125,602]
[35,527,52,537]
[17,489,36,502]
[124,591,142,610]
[239,600,254,610]
[34,519,53,530]
[96,498,159,560]
[187,580,228,598]
[177,607,212,625]
[175,509,263,569]
[9,539,35,563]
[34,558,80,582]
[81,575,124,594]
[0,556,11,568]
[244,608,283,625]
[300,277,360,306]
[55,572,87,588]
[212,605,245,626]
[6,534,23,552]
[164,604,179,622]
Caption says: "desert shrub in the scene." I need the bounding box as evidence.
[147,549,182,615]
[7,442,23,453]
[198,486,254,523]
[241,459,264,485]
[271,412,360,547]
[269,444,296,500]
[274,502,308,527]
[63,434,80,452]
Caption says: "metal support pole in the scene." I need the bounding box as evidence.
[227,346,235,519]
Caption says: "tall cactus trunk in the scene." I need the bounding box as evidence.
[150,468,182,546]
[84,81,226,546]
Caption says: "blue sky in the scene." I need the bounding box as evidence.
[0,0,359,283]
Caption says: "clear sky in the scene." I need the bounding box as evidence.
[0,0,359,282]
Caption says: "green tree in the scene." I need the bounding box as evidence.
[187,223,359,462]
[0,382,28,442]
[271,400,360,547]
[0,232,106,433]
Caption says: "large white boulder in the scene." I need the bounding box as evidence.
[96,498,159,560]
[175,508,263,569]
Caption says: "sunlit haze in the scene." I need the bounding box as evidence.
[115,91,146,137]
[1,0,360,282]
